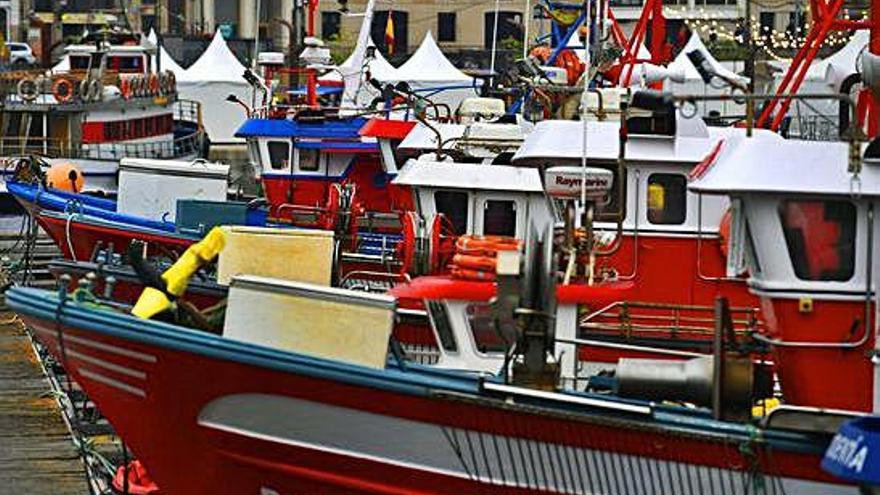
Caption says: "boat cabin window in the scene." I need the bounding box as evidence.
[70,55,91,70]
[466,303,511,353]
[247,141,260,166]
[482,200,517,237]
[108,55,145,73]
[647,173,686,225]
[435,191,470,235]
[267,141,291,170]
[744,221,762,276]
[427,301,457,352]
[296,148,320,172]
[779,200,856,281]
[593,165,623,221]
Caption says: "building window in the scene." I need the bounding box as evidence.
[322,12,341,40]
[760,12,776,42]
[779,200,856,281]
[647,173,687,225]
[372,10,409,55]
[483,11,524,50]
[482,200,517,237]
[438,12,456,42]
[608,0,643,7]
[267,141,290,170]
[435,191,469,235]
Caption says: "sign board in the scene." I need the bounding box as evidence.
[544,166,613,200]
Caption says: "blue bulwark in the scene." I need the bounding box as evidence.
[822,417,880,484]
[234,117,369,140]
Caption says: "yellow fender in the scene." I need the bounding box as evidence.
[131,227,227,319]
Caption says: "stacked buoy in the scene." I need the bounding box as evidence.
[120,71,176,100]
[450,235,522,281]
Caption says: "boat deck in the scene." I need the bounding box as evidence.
[0,311,89,494]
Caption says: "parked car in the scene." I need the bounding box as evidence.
[8,42,36,67]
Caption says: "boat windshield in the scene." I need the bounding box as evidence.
[778,199,856,282]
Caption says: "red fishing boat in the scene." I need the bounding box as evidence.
[10,130,874,493]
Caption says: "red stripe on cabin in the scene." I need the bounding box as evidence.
[81,122,104,143]
[80,114,174,144]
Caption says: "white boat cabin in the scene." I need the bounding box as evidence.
[512,118,782,237]
[62,44,153,74]
[690,134,880,413]
[392,159,554,242]
[238,119,378,180]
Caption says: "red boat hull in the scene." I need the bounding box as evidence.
[16,305,851,495]
[36,211,192,261]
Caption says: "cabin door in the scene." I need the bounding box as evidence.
[48,115,71,157]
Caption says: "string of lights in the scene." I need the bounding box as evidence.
[667,4,863,62]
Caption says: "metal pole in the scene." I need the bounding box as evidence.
[712,296,725,420]
[522,0,530,58]
[744,0,754,136]
[253,0,262,68]
[489,0,501,85]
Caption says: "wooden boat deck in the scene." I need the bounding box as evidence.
[0,311,89,494]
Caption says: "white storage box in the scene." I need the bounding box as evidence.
[117,158,229,222]
[223,275,396,369]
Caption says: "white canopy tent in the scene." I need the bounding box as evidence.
[392,32,480,109]
[665,32,749,116]
[668,33,747,85]
[177,31,253,145]
[319,37,400,85]
[146,29,187,76]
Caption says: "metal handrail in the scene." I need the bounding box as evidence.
[580,300,761,338]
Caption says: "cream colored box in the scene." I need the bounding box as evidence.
[223,275,396,369]
[216,226,334,286]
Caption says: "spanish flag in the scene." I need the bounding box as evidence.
[385,11,395,55]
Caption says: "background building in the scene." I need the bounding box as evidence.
[6,0,870,68]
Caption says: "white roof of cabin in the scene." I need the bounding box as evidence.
[512,117,781,165]
[689,136,880,196]
[393,160,544,192]
[398,121,527,151]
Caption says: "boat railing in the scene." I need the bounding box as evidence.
[0,137,78,158]
[785,113,839,141]
[81,131,204,160]
[173,99,202,128]
[579,300,762,341]
[0,129,204,161]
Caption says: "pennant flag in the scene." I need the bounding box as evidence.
[385,11,395,55]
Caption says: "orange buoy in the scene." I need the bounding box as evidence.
[149,73,160,95]
[452,254,497,272]
[52,77,75,103]
[449,235,522,280]
[120,76,132,100]
[46,162,85,193]
[455,235,521,256]
[451,266,497,281]
[113,460,160,495]
[164,70,176,93]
